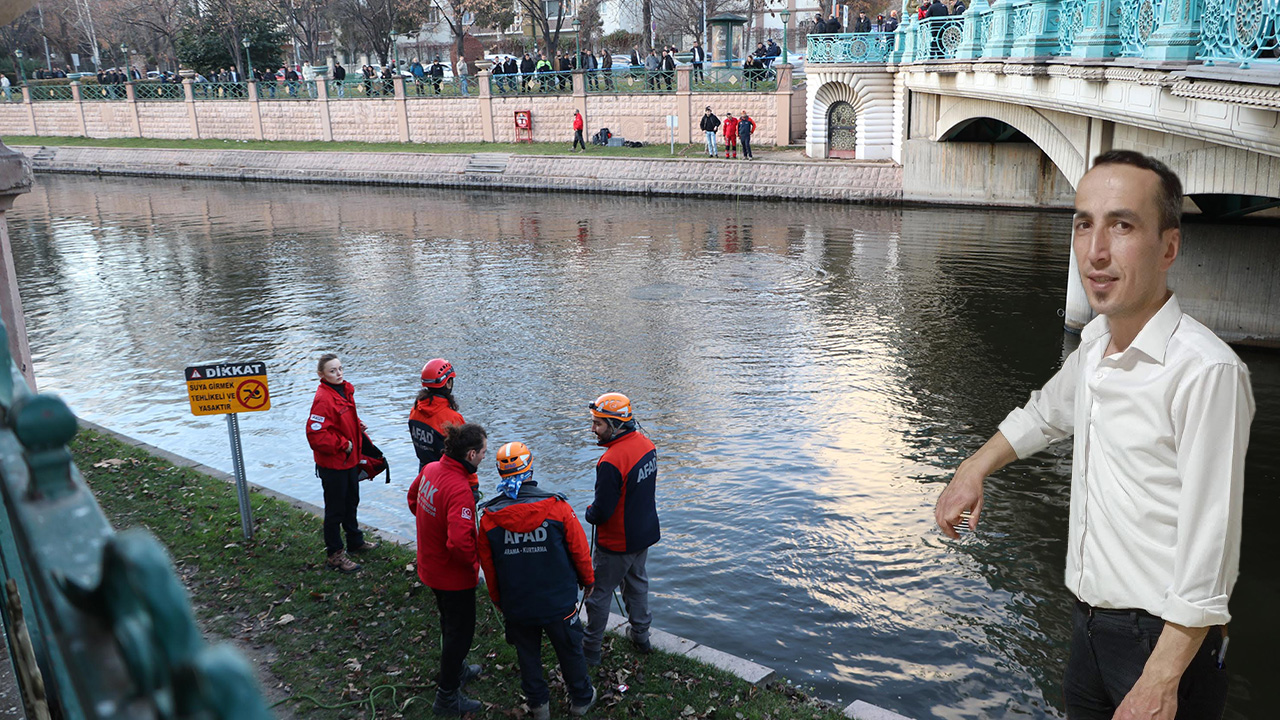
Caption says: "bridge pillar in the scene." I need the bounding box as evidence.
[982,3,1018,57]
[1010,0,1063,58]
[1143,0,1205,61]
[1070,0,1124,58]
[955,0,992,59]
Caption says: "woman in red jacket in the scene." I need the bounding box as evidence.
[409,358,465,471]
[306,353,377,573]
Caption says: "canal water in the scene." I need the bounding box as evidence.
[8,175,1277,719]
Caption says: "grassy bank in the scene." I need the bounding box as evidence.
[73,428,845,720]
[2,135,792,160]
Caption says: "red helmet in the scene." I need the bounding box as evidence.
[421,358,455,389]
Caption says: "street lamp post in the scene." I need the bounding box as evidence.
[241,37,253,80]
[390,33,400,73]
[120,43,129,76]
[780,10,791,65]
[14,50,24,84]
[572,18,581,68]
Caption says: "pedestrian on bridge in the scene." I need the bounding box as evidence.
[306,354,378,574]
[934,151,1253,719]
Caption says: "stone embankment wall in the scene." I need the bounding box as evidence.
[14,146,904,205]
[0,66,796,148]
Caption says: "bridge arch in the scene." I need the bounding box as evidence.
[934,99,1088,187]
[805,70,895,160]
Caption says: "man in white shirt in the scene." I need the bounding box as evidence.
[935,150,1252,720]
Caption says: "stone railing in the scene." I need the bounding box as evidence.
[804,0,1279,68]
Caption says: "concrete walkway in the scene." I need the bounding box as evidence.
[13,145,903,205]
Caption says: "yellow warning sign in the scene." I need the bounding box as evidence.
[185,362,271,416]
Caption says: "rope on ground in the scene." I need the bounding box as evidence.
[270,683,436,715]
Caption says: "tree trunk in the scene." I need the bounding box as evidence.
[642,0,652,49]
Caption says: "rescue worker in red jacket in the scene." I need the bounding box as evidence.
[408,358,465,471]
[722,113,740,159]
[306,353,377,573]
[478,442,597,719]
[581,393,660,666]
[407,422,487,716]
[572,109,586,151]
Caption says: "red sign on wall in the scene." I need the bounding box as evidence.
[515,110,532,143]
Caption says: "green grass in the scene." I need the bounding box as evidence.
[2,135,789,160]
[73,429,845,719]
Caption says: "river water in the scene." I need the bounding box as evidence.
[8,175,1277,719]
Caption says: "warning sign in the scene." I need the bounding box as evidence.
[184,362,271,416]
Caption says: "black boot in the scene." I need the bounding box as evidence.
[433,688,482,716]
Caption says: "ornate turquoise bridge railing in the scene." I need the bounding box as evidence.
[0,191,274,720]
[803,0,1278,68]
[806,32,897,63]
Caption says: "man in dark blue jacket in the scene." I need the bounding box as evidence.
[582,392,660,666]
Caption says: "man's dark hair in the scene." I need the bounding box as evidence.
[444,423,486,461]
[1091,150,1184,232]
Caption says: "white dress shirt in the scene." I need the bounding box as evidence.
[998,294,1253,627]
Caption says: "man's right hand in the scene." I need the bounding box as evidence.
[933,432,1016,539]
[934,465,985,539]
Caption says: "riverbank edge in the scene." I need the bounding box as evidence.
[11,145,904,205]
[76,420,913,720]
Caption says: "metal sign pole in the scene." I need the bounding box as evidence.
[225,413,254,541]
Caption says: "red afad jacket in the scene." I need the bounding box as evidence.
[723,115,739,139]
[408,455,480,591]
[306,381,362,470]
[408,396,465,469]
[477,485,594,622]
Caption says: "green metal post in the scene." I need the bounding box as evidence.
[14,51,25,85]
[781,12,790,65]
[392,34,400,74]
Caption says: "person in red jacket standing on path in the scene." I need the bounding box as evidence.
[478,442,597,719]
[306,353,378,574]
[581,393,660,666]
[722,113,739,159]
[408,422,488,716]
[572,109,586,151]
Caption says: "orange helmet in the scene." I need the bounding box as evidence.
[589,392,633,422]
[495,441,533,479]
[421,358,455,389]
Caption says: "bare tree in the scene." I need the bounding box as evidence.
[430,0,513,61]
[268,0,334,65]
[331,0,423,66]
[513,0,568,56]
[651,0,745,45]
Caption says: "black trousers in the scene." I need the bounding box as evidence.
[573,129,586,149]
[318,465,363,555]
[506,615,593,707]
[1064,602,1227,719]
[433,587,477,693]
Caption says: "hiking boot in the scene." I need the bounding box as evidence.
[459,663,483,690]
[326,551,361,573]
[349,540,379,553]
[528,702,550,720]
[568,686,598,717]
[626,628,651,654]
[432,689,482,716]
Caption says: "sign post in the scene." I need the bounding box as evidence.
[184,362,271,540]
[666,114,678,154]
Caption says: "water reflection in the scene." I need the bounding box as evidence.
[8,176,1277,719]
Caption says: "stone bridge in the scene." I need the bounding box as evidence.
[804,0,1280,343]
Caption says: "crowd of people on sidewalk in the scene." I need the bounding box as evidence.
[811,9,903,33]
[306,356,662,718]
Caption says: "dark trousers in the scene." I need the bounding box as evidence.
[318,465,363,555]
[432,587,477,693]
[1064,602,1227,719]
[573,129,586,149]
[740,134,753,158]
[506,615,593,707]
